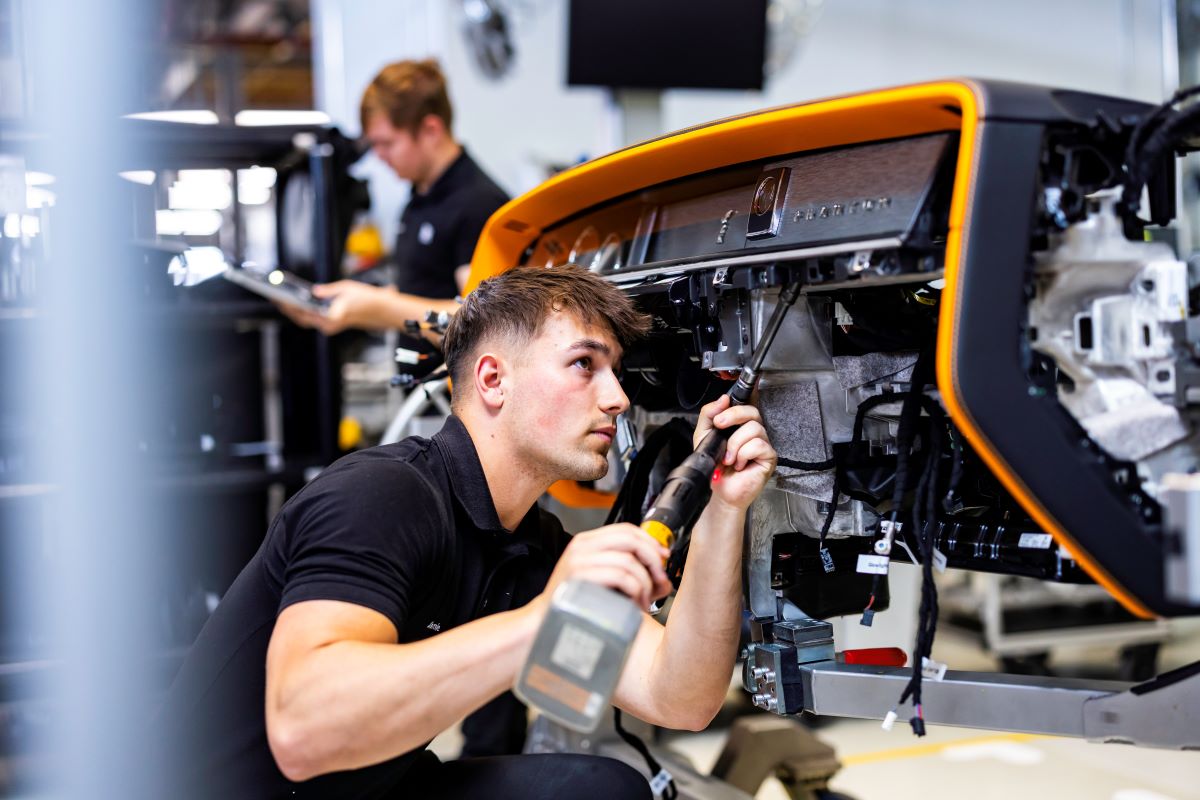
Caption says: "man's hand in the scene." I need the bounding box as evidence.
[276,281,460,340]
[534,523,674,613]
[695,395,777,512]
[274,280,396,335]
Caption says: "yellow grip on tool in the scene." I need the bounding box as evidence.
[640,519,676,553]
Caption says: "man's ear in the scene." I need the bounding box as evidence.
[418,113,447,143]
[473,352,506,411]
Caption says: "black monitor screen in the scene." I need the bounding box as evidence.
[566,0,767,91]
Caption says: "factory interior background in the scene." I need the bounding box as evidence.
[1,1,1198,798]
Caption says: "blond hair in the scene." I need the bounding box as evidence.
[359,59,453,134]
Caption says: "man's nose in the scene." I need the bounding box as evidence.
[599,369,630,417]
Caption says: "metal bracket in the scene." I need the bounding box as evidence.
[745,653,1200,750]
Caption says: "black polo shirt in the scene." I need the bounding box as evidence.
[393,148,509,299]
[154,416,570,799]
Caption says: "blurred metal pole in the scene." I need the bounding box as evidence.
[1163,0,1181,96]
[23,0,161,796]
[1161,0,1190,255]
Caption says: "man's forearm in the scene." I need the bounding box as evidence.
[650,500,746,724]
[268,604,537,780]
[379,287,458,331]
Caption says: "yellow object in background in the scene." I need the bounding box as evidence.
[339,416,363,450]
[344,216,384,273]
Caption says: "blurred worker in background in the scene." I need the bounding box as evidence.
[281,58,509,336]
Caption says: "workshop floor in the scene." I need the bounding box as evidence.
[671,713,1200,800]
[430,711,1199,800]
[430,620,1200,800]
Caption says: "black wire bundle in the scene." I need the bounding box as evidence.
[855,346,949,735]
[883,383,928,548]
[1119,85,1200,224]
[895,402,947,736]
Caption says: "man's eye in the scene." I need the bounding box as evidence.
[573,357,592,370]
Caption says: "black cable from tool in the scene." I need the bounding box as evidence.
[605,419,695,527]
[613,708,677,799]
[603,424,692,796]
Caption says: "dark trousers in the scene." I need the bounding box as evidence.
[403,751,652,800]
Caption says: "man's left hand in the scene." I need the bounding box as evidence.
[694,395,776,512]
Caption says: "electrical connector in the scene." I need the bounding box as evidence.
[910,705,927,737]
[860,592,876,626]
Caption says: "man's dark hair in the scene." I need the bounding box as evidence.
[442,264,652,397]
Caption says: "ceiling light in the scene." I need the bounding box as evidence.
[234,110,330,127]
[125,110,220,125]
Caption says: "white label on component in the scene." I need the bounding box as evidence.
[857,554,891,575]
[1019,533,1053,550]
[932,547,947,573]
[550,623,604,681]
[880,519,902,536]
[921,656,948,682]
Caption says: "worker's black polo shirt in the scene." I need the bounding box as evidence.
[393,148,509,299]
[155,415,570,800]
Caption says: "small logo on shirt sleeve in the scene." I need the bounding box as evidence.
[418,222,435,245]
[426,620,442,632]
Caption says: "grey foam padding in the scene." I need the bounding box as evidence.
[759,381,835,501]
[832,352,918,390]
